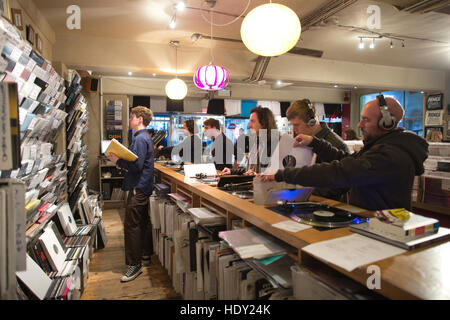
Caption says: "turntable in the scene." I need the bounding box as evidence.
[217,175,254,199]
[270,201,369,229]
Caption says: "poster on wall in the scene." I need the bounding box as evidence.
[424,126,443,142]
[425,110,444,126]
[426,93,443,110]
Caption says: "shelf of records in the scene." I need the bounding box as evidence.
[1,179,107,300]
[149,186,383,300]
[413,142,450,212]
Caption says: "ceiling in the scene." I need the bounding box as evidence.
[35,0,450,88]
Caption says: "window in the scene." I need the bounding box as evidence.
[360,90,424,136]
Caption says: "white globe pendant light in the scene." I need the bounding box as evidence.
[165,78,187,100]
[166,40,187,100]
[240,3,301,57]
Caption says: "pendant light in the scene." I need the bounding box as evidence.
[165,41,188,100]
[193,6,229,91]
[240,1,301,57]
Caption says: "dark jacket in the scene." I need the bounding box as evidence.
[210,133,234,171]
[312,122,350,201]
[275,129,428,210]
[117,129,154,196]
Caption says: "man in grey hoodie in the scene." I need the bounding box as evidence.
[260,96,428,211]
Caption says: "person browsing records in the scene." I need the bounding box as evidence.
[259,96,428,211]
[107,106,154,282]
[222,106,279,176]
[286,99,349,201]
[171,119,202,163]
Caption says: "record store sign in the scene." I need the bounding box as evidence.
[426,93,443,110]
[425,110,444,126]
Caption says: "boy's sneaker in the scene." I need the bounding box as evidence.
[120,264,143,282]
[142,255,151,267]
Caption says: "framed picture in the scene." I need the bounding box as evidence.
[11,8,23,30]
[426,93,443,110]
[26,25,34,45]
[35,33,42,53]
[0,0,11,20]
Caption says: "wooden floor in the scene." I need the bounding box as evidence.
[81,209,181,300]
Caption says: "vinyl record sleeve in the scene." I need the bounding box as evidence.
[57,202,78,236]
[38,224,68,272]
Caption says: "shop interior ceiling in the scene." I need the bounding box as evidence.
[36,0,450,91]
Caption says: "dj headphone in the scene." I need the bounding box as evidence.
[376,94,396,130]
[302,99,317,126]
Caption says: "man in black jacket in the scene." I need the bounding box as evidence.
[259,96,428,211]
[203,118,234,170]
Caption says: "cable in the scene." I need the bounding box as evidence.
[199,0,251,27]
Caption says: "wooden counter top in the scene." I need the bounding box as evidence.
[154,163,450,300]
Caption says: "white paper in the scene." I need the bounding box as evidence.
[335,204,366,214]
[272,220,312,233]
[302,234,406,272]
[234,244,273,259]
[183,163,217,178]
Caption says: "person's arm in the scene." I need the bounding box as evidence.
[116,138,149,174]
[309,136,351,163]
[275,145,395,189]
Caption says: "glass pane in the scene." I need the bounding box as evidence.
[381,90,404,106]
[405,91,424,118]
[403,118,423,136]
[360,93,380,112]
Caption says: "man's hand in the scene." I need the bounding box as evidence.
[221,167,231,175]
[107,152,119,164]
[243,169,255,176]
[294,134,313,147]
[256,173,275,182]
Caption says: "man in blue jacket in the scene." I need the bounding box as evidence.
[107,106,154,282]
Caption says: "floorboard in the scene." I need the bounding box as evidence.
[81,209,181,300]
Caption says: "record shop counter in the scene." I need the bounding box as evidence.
[154,163,450,300]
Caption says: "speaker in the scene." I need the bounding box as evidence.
[132,96,150,108]
[344,92,350,102]
[280,101,290,117]
[81,77,98,93]
[207,99,225,115]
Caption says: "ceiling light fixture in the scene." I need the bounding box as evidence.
[165,41,188,100]
[402,41,405,47]
[128,72,133,76]
[193,6,229,91]
[174,1,186,11]
[169,14,176,29]
[240,2,301,57]
[359,38,364,49]
[390,40,393,48]
[334,84,339,88]
[370,38,375,49]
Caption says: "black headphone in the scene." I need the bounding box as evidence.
[376,94,396,130]
[302,99,317,126]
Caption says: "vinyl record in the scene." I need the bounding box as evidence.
[276,202,355,228]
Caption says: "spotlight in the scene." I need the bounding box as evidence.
[334,84,339,88]
[370,39,375,49]
[175,1,185,11]
[191,33,201,43]
[390,40,393,48]
[128,72,133,76]
[359,38,364,49]
[402,41,405,47]
[276,80,282,86]
[169,15,176,29]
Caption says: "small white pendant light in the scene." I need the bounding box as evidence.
[165,41,187,100]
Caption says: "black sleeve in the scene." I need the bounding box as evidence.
[310,136,351,163]
[275,145,396,189]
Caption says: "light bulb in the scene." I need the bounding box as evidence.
[370,39,375,49]
[175,1,185,11]
[359,38,364,49]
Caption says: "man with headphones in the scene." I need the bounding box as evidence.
[285,99,349,201]
[259,96,429,211]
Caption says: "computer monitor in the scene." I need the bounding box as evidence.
[101,140,112,154]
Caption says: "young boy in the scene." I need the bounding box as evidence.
[107,106,154,282]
